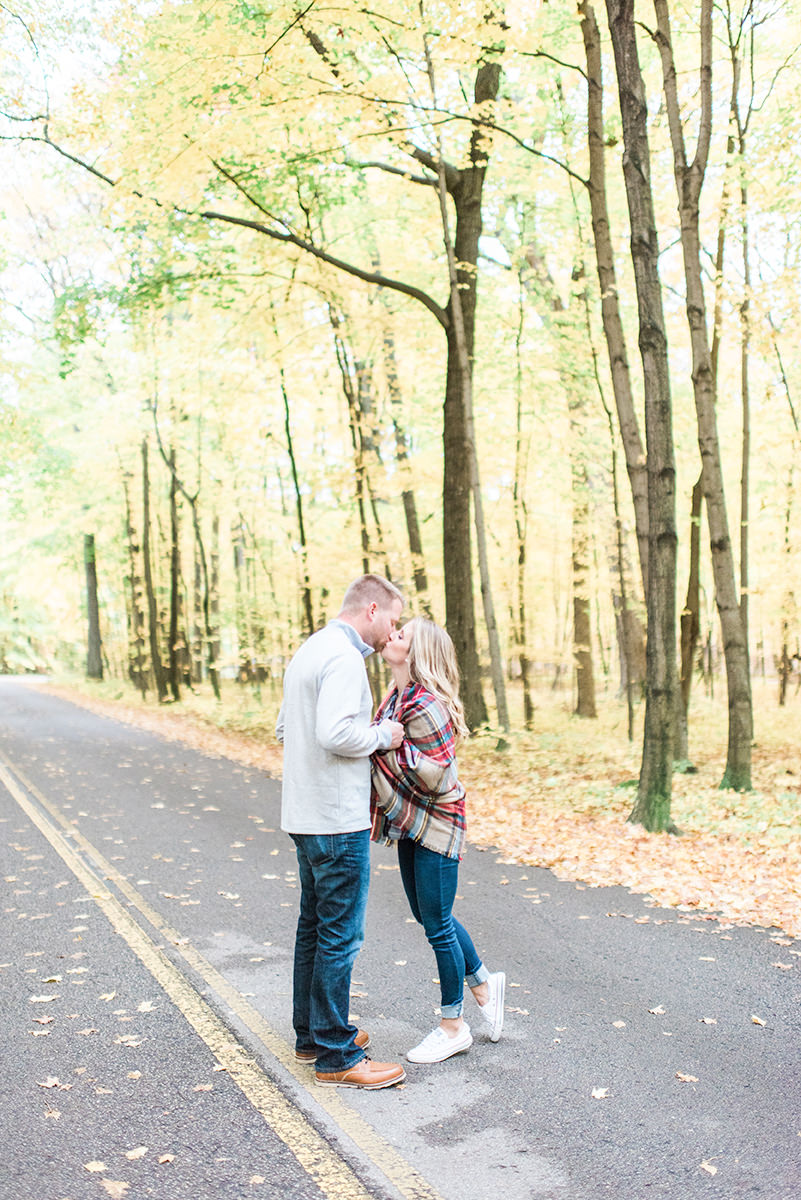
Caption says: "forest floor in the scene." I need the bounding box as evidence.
[36,674,801,940]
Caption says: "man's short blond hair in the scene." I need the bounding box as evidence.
[341,574,404,613]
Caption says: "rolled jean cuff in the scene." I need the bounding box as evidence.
[440,1000,464,1019]
[465,963,489,988]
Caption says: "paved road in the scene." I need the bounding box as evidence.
[1,678,799,1200]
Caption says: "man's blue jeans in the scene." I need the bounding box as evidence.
[290,830,370,1073]
[397,837,488,1018]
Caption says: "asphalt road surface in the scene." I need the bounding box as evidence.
[1,678,799,1200]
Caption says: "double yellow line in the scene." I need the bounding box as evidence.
[0,753,442,1200]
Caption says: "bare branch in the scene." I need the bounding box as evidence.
[198,208,448,326]
[345,158,437,187]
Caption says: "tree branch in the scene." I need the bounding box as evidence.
[198,208,449,326]
[345,158,438,187]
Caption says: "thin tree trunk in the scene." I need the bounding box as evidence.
[572,464,597,718]
[378,311,431,609]
[278,365,314,638]
[606,0,678,832]
[331,315,372,574]
[167,448,181,702]
[653,0,752,791]
[367,246,432,608]
[680,477,703,717]
[192,541,203,683]
[417,33,503,731]
[580,0,649,598]
[121,470,148,698]
[150,406,221,700]
[233,521,253,682]
[141,438,168,702]
[772,325,800,706]
[513,274,534,729]
[84,533,103,680]
[210,514,221,677]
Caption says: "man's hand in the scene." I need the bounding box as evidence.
[386,720,405,749]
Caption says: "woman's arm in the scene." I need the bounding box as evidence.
[381,690,459,795]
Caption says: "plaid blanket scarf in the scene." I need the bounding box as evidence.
[370,681,466,860]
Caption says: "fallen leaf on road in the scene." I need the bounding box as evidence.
[591,1087,610,1099]
[158,1154,175,1164]
[676,1072,699,1083]
[250,1176,265,1184]
[751,1014,766,1025]
[30,995,58,1003]
[137,1001,156,1012]
[648,1006,666,1015]
[772,962,792,970]
[124,1147,147,1160]
[99,992,116,1002]
[612,1021,626,1029]
[700,1162,718,1176]
[38,1077,61,1089]
[193,1084,213,1092]
[699,1018,717,1024]
[84,1162,107,1173]
[44,1107,60,1119]
[101,1181,129,1199]
[33,1016,54,1025]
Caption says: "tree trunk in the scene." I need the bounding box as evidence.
[653,0,752,790]
[572,466,597,718]
[331,315,373,574]
[141,439,168,702]
[605,0,678,832]
[167,449,181,702]
[233,521,253,682]
[421,51,506,732]
[278,365,314,638]
[121,471,148,697]
[377,310,431,609]
[580,0,649,598]
[210,514,221,678]
[513,276,534,729]
[192,541,203,683]
[84,533,103,681]
[680,476,703,717]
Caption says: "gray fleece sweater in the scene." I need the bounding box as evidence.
[276,621,394,834]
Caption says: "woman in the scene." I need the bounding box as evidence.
[371,617,505,1064]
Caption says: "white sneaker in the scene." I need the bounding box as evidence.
[478,971,505,1042]
[407,1023,473,1063]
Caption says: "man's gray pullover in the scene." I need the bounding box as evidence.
[276,621,394,834]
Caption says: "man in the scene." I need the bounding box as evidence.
[276,574,407,1089]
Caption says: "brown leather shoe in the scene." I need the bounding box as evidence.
[315,1058,406,1089]
[295,1029,370,1064]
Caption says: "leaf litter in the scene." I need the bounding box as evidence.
[40,680,801,938]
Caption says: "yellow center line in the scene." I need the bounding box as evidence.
[0,754,443,1200]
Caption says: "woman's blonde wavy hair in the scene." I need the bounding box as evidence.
[405,618,469,742]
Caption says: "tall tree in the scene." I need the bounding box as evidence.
[605,0,678,831]
[84,533,103,680]
[652,0,753,790]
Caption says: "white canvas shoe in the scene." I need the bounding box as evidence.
[478,971,506,1042]
[407,1022,473,1063]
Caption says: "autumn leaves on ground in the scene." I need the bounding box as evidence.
[41,677,801,940]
